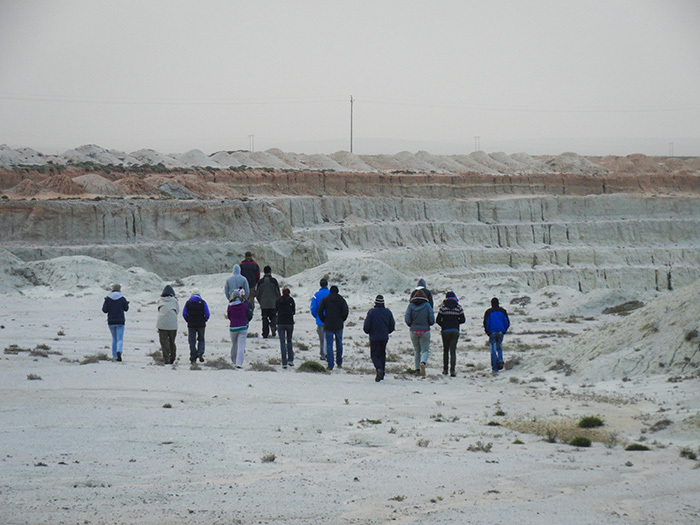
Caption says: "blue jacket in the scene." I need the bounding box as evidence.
[183,295,210,328]
[102,291,129,325]
[484,306,510,335]
[363,305,395,341]
[310,286,330,326]
[405,297,435,331]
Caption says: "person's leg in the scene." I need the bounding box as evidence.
[236,331,247,367]
[169,330,177,363]
[114,325,124,360]
[448,332,459,374]
[410,332,421,371]
[109,325,119,359]
[286,326,294,365]
[317,324,326,359]
[189,328,198,363]
[230,331,238,364]
[262,310,270,338]
[197,327,206,361]
[336,329,343,367]
[270,310,277,337]
[441,332,449,374]
[325,329,335,369]
[489,333,499,371]
[158,329,170,363]
[370,340,382,371]
[278,325,288,366]
[419,332,430,375]
[495,332,504,368]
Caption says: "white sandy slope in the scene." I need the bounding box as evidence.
[0,254,699,524]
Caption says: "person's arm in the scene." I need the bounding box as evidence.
[388,311,395,334]
[363,311,372,334]
[204,301,210,321]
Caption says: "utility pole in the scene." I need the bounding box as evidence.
[350,95,354,153]
[249,134,255,152]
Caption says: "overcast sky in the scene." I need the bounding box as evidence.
[1,0,699,156]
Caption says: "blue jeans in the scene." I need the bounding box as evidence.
[325,329,343,369]
[410,331,430,370]
[489,332,504,371]
[109,324,124,359]
[278,324,294,366]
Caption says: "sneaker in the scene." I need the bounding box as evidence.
[190,360,196,365]
[375,370,381,382]
[337,363,343,369]
[198,355,204,363]
[116,352,122,362]
[283,365,287,369]
[288,362,294,367]
[320,354,327,360]
[235,365,242,369]
[420,362,426,376]
[442,369,448,375]
[497,361,504,370]
[450,371,456,377]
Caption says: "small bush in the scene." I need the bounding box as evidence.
[261,453,276,463]
[679,447,697,460]
[649,419,672,433]
[417,438,430,448]
[570,436,592,447]
[80,352,110,365]
[295,342,309,351]
[27,374,42,380]
[297,361,328,374]
[163,403,172,409]
[202,357,234,370]
[467,441,493,452]
[625,443,650,451]
[512,439,524,445]
[249,361,276,372]
[578,416,604,428]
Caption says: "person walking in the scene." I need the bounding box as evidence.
[255,265,281,338]
[310,278,330,360]
[227,289,254,369]
[483,297,510,373]
[405,289,434,376]
[156,284,179,365]
[240,251,260,304]
[275,287,296,368]
[102,283,129,362]
[182,289,210,365]
[436,291,466,377]
[224,264,249,301]
[363,295,395,382]
[410,278,434,308]
[318,285,349,370]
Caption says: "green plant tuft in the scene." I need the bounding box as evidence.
[297,360,328,374]
[570,436,592,447]
[578,416,604,428]
[625,443,650,451]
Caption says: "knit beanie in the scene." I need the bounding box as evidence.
[374,294,385,306]
[446,291,458,302]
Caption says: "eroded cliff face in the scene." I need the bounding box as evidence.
[1,173,700,287]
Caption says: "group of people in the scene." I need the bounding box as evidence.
[102,253,510,380]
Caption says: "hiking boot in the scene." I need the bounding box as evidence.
[198,355,204,363]
[442,369,448,375]
[497,361,504,370]
[420,363,426,376]
[288,362,294,367]
[379,370,385,381]
[375,370,381,382]
[450,371,456,377]
[116,352,122,362]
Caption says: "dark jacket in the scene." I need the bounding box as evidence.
[404,296,435,331]
[183,295,210,328]
[318,291,349,332]
[436,299,466,333]
[363,305,395,341]
[256,274,281,309]
[102,291,129,325]
[276,295,296,325]
[240,259,260,289]
[484,304,510,335]
[409,279,434,308]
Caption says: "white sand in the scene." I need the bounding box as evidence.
[1,253,699,523]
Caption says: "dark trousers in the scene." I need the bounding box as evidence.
[370,340,388,372]
[278,324,294,366]
[441,331,459,373]
[188,326,206,362]
[261,308,277,338]
[158,329,177,364]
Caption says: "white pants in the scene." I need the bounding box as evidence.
[230,330,247,367]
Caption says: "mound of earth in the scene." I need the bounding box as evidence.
[27,255,163,292]
[535,278,700,381]
[7,179,43,197]
[42,173,84,195]
[115,176,160,196]
[73,173,126,196]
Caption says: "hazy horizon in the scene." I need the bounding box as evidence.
[1,1,699,157]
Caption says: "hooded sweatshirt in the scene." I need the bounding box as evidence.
[224,264,250,300]
[409,279,434,308]
[483,298,510,335]
[156,285,179,331]
[404,295,435,331]
[102,291,129,325]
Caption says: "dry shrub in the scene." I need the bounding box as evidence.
[502,417,617,445]
[202,357,234,370]
[80,352,110,365]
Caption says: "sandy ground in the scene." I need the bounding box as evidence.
[1,270,699,524]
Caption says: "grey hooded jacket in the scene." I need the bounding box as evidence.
[225,264,250,300]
